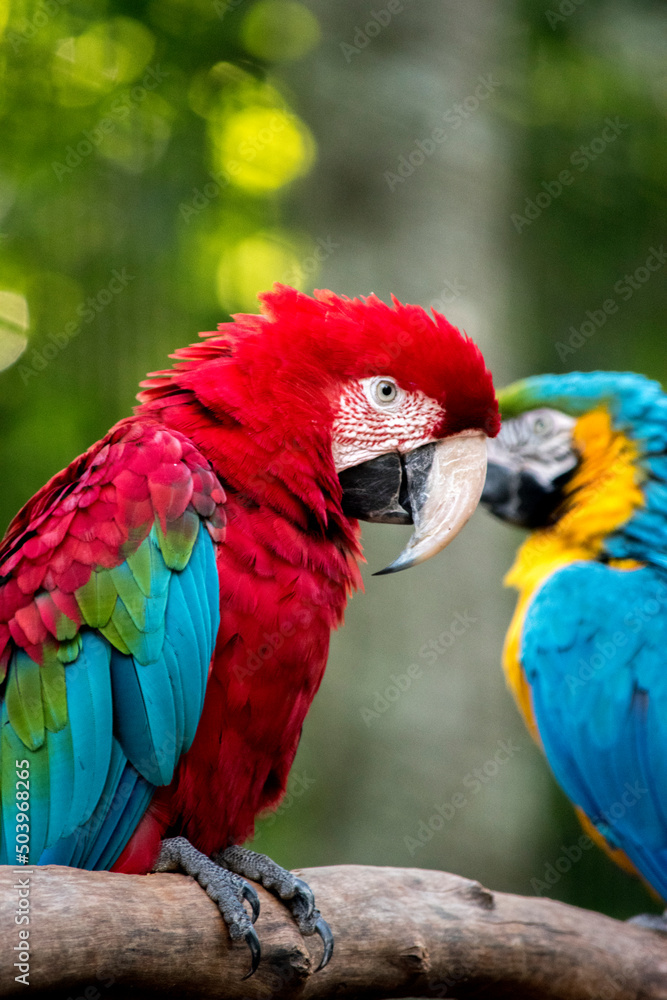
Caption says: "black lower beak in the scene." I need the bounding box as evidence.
[339,444,452,527]
[481,462,567,529]
[339,452,412,524]
[338,434,488,573]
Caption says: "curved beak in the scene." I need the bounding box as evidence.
[338,431,488,575]
[481,460,570,529]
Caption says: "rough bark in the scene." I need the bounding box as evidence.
[0,864,665,999]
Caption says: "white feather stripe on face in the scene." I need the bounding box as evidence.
[486,408,577,488]
[332,378,445,473]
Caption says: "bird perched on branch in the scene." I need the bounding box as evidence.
[0,284,498,974]
[481,371,667,910]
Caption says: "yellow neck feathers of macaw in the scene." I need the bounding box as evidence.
[502,406,645,737]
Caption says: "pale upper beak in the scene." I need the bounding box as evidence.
[338,430,488,574]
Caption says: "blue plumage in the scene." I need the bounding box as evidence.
[492,371,667,901]
[526,563,667,895]
[0,521,219,868]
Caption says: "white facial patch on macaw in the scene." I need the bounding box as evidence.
[487,407,578,487]
[332,376,445,472]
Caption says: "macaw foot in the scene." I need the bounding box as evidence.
[153,837,261,979]
[627,909,667,933]
[153,837,333,980]
[215,844,334,972]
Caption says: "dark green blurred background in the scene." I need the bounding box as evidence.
[0,0,665,919]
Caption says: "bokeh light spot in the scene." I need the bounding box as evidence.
[214,105,316,191]
[52,18,156,107]
[241,1,321,62]
[0,291,29,372]
[97,93,174,174]
[188,62,254,120]
[0,0,9,41]
[216,234,302,312]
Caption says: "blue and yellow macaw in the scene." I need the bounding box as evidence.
[481,371,667,902]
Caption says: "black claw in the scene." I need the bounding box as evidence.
[243,882,260,923]
[242,927,261,980]
[292,876,315,919]
[314,916,334,972]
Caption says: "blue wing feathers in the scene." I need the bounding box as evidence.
[83,756,154,871]
[178,525,211,669]
[66,737,129,869]
[203,521,221,661]
[524,561,667,895]
[66,632,114,833]
[45,724,75,845]
[165,578,206,727]
[161,641,186,758]
[110,646,178,786]
[1,516,220,869]
[39,738,147,870]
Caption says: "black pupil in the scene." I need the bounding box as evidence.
[381,384,393,396]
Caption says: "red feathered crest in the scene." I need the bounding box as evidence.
[138,284,499,438]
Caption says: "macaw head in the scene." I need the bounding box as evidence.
[139,284,499,573]
[480,371,667,563]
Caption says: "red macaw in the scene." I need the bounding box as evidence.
[0,285,499,973]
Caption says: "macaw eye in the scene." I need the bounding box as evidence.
[370,377,400,407]
[533,412,553,435]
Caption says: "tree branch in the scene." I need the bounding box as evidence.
[0,864,666,999]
